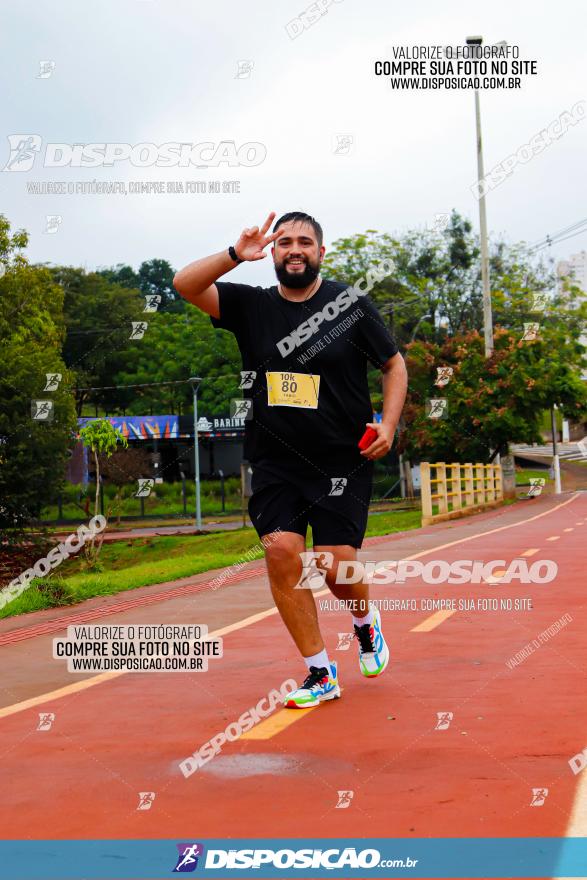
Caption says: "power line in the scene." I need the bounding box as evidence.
[76,376,236,392]
[527,218,587,253]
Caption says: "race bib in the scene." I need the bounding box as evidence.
[266,371,320,409]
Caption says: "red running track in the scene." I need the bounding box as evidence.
[1,494,586,856]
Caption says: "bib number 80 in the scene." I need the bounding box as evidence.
[281,373,298,393]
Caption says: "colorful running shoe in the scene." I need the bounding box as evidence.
[354,605,389,677]
[284,662,340,709]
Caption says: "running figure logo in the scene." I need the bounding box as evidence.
[37,712,55,731]
[144,295,161,313]
[3,134,42,171]
[332,134,354,156]
[522,322,540,342]
[329,477,347,496]
[527,477,546,498]
[434,367,453,387]
[173,843,205,872]
[294,551,333,590]
[427,398,448,420]
[44,215,62,234]
[37,61,56,79]
[335,790,354,809]
[31,400,54,421]
[435,712,453,730]
[230,399,253,420]
[136,791,156,811]
[43,373,62,391]
[530,788,548,807]
[135,479,154,498]
[130,321,148,340]
[336,633,354,651]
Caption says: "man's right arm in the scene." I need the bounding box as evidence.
[173,250,237,319]
[173,212,284,319]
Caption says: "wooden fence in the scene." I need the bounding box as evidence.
[420,462,504,526]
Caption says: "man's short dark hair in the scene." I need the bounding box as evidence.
[273,211,323,247]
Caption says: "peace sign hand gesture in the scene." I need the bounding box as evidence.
[233,212,284,262]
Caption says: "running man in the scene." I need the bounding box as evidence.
[174,211,407,708]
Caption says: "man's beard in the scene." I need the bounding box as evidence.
[274,257,321,290]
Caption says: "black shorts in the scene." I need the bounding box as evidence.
[248,455,374,548]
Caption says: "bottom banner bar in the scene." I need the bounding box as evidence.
[0,838,585,879]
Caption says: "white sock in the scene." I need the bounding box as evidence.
[352,606,374,629]
[303,649,330,672]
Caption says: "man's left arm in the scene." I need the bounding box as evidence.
[360,352,408,460]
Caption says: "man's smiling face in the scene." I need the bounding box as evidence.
[272,220,326,289]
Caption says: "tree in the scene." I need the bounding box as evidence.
[97,258,183,313]
[0,215,77,539]
[111,308,241,417]
[97,445,152,525]
[49,266,146,415]
[78,419,127,561]
[138,259,183,313]
[399,322,587,463]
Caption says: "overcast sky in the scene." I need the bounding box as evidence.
[1,0,586,286]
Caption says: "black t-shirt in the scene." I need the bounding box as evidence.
[210,278,399,466]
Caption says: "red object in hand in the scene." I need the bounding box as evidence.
[358,426,378,450]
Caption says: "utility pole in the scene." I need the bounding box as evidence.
[189,377,202,529]
[467,36,494,359]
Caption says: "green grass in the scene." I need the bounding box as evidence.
[40,479,244,521]
[0,507,421,620]
[515,468,552,484]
